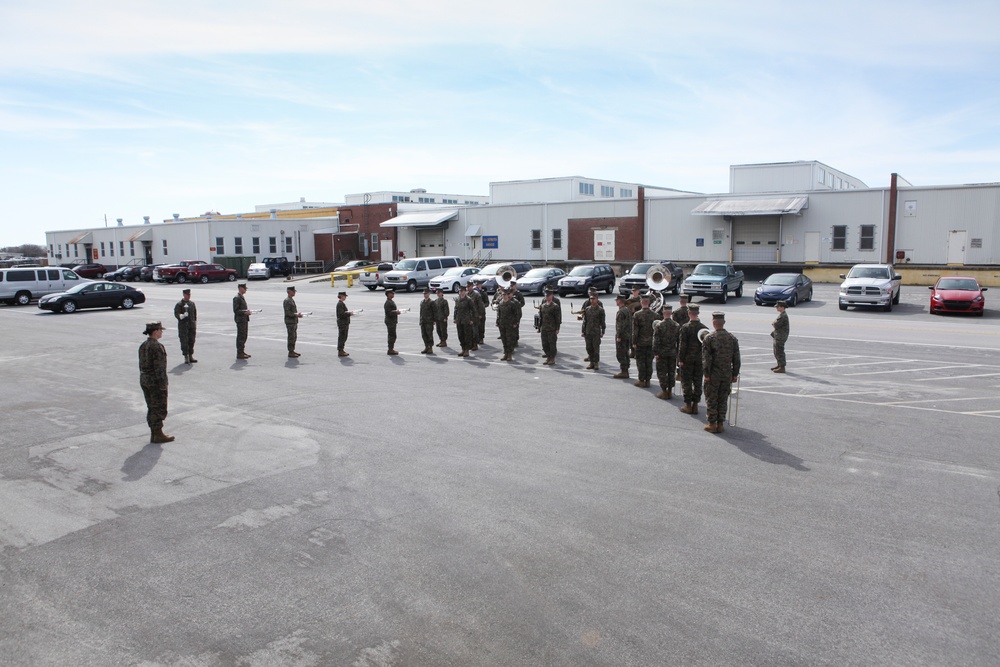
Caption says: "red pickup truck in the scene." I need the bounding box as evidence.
[152,260,207,284]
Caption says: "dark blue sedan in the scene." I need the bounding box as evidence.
[754,273,813,306]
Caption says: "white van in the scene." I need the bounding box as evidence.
[0,267,86,305]
[382,256,463,292]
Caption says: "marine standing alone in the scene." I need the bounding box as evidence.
[139,321,173,443]
[233,283,251,360]
[284,285,303,358]
[173,288,198,364]
[336,291,352,357]
[771,301,789,373]
[702,311,741,433]
[384,289,401,355]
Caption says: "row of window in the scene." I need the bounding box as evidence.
[215,236,292,255]
[579,183,633,198]
[390,195,483,205]
[529,229,563,250]
[817,168,858,191]
[832,225,876,251]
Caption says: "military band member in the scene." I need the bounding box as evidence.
[434,288,450,347]
[652,304,680,399]
[771,301,789,373]
[625,286,643,313]
[419,288,436,354]
[672,294,691,326]
[469,282,487,345]
[336,291,351,357]
[466,282,484,351]
[632,294,657,388]
[677,303,707,414]
[497,290,520,361]
[702,311,741,433]
[173,288,198,364]
[233,283,251,359]
[581,287,604,362]
[384,289,401,355]
[453,285,476,357]
[284,285,303,358]
[612,294,632,379]
[581,293,606,370]
[537,288,562,365]
[139,321,173,443]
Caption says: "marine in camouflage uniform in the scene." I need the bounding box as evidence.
[466,284,484,351]
[612,294,632,378]
[233,283,251,359]
[631,296,657,387]
[652,305,680,399]
[508,282,525,347]
[433,289,450,346]
[139,321,173,443]
[284,285,302,357]
[418,288,436,354]
[453,286,476,357]
[537,288,562,365]
[384,290,400,355]
[702,311,741,433]
[336,291,352,357]
[581,295,606,370]
[497,291,520,361]
[580,287,604,362]
[677,304,707,414]
[771,302,789,373]
[173,289,198,364]
[672,295,691,326]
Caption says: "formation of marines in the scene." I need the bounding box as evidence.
[142,279,756,442]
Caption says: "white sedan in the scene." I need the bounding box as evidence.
[246,263,270,280]
[429,266,480,292]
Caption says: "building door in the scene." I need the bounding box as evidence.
[416,229,445,256]
[594,230,615,261]
[947,230,967,265]
[732,216,780,263]
[804,232,820,263]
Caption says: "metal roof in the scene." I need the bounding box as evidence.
[380,210,459,228]
[691,196,808,216]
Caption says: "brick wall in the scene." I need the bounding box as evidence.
[567,217,643,261]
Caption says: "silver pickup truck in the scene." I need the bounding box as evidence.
[359,262,396,291]
[838,264,902,311]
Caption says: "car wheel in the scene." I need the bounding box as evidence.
[884,301,893,312]
[788,294,797,307]
[200,276,209,284]
[672,284,680,295]
[227,274,236,282]
[15,291,31,306]
[605,281,614,294]
[735,283,743,298]
[121,297,135,309]
[839,301,848,311]
[892,289,901,305]
[720,290,728,304]
[62,300,77,313]
[452,282,461,293]
[405,280,417,293]
[176,274,186,284]
[807,289,813,302]
[366,285,376,291]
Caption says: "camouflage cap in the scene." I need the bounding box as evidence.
[338,291,347,297]
[182,288,191,295]
[143,321,163,335]
[237,283,247,289]
[615,293,626,302]
[687,303,700,313]
[662,304,673,312]
[286,285,296,292]
[775,301,787,308]
[712,311,725,321]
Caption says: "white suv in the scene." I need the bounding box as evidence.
[839,264,902,311]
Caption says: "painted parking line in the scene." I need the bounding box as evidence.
[878,395,1000,405]
[739,388,1000,419]
[844,364,978,376]
[914,372,1000,381]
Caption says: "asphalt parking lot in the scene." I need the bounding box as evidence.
[2,276,999,665]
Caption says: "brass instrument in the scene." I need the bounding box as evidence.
[645,264,670,313]
[494,264,517,291]
[697,327,711,344]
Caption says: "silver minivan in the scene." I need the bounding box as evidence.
[0,267,86,305]
[382,256,462,292]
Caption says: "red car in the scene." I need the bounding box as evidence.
[928,277,987,316]
[187,263,238,284]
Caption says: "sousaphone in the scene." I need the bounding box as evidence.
[491,265,518,310]
[645,264,669,313]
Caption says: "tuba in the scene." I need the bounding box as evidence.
[645,264,669,313]
[494,265,517,291]
[697,327,711,344]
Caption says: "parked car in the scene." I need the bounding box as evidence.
[188,263,238,284]
[839,264,902,311]
[71,263,108,279]
[429,266,481,292]
[681,263,745,303]
[929,277,987,316]
[383,256,463,292]
[516,267,567,295]
[139,264,164,282]
[557,264,616,296]
[471,262,533,294]
[104,266,143,282]
[247,263,270,280]
[618,261,684,296]
[37,281,146,313]
[755,273,814,306]
[153,260,208,283]
[334,260,376,272]
[359,262,396,290]
[263,257,292,277]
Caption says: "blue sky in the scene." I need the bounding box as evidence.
[1,0,998,245]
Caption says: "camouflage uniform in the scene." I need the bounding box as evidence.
[336,299,351,353]
[173,297,197,360]
[233,291,250,357]
[419,294,436,352]
[433,293,450,345]
[139,335,168,431]
[497,297,519,359]
[672,305,690,326]
[581,301,606,368]
[283,293,298,354]
[652,316,680,393]
[538,297,562,362]
[632,306,657,383]
[677,316,708,407]
[702,320,741,427]
[771,308,789,369]
[614,302,632,374]
[470,285,487,344]
[383,296,399,352]
[453,292,475,354]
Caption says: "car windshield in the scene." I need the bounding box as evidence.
[763,274,797,286]
[522,269,551,280]
[937,278,978,290]
[693,264,726,276]
[440,267,465,277]
[477,264,506,276]
[848,267,890,279]
[568,266,595,276]
[394,259,419,271]
[630,263,656,274]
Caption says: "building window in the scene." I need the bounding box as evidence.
[859,225,876,251]
[817,167,826,184]
[285,237,293,253]
[442,199,457,204]
[234,237,243,254]
[464,200,480,205]
[100,242,106,256]
[600,185,614,197]
[371,233,378,252]
[832,225,847,251]
[552,229,563,249]
[531,229,541,250]
[620,188,633,197]
[74,245,79,258]
[49,244,54,256]
[418,197,435,203]
[162,239,168,256]
[119,241,125,256]
[129,241,135,257]
[579,182,594,196]
[109,242,114,257]
[392,195,411,203]
[252,237,260,254]
[215,237,225,255]
[269,237,277,253]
